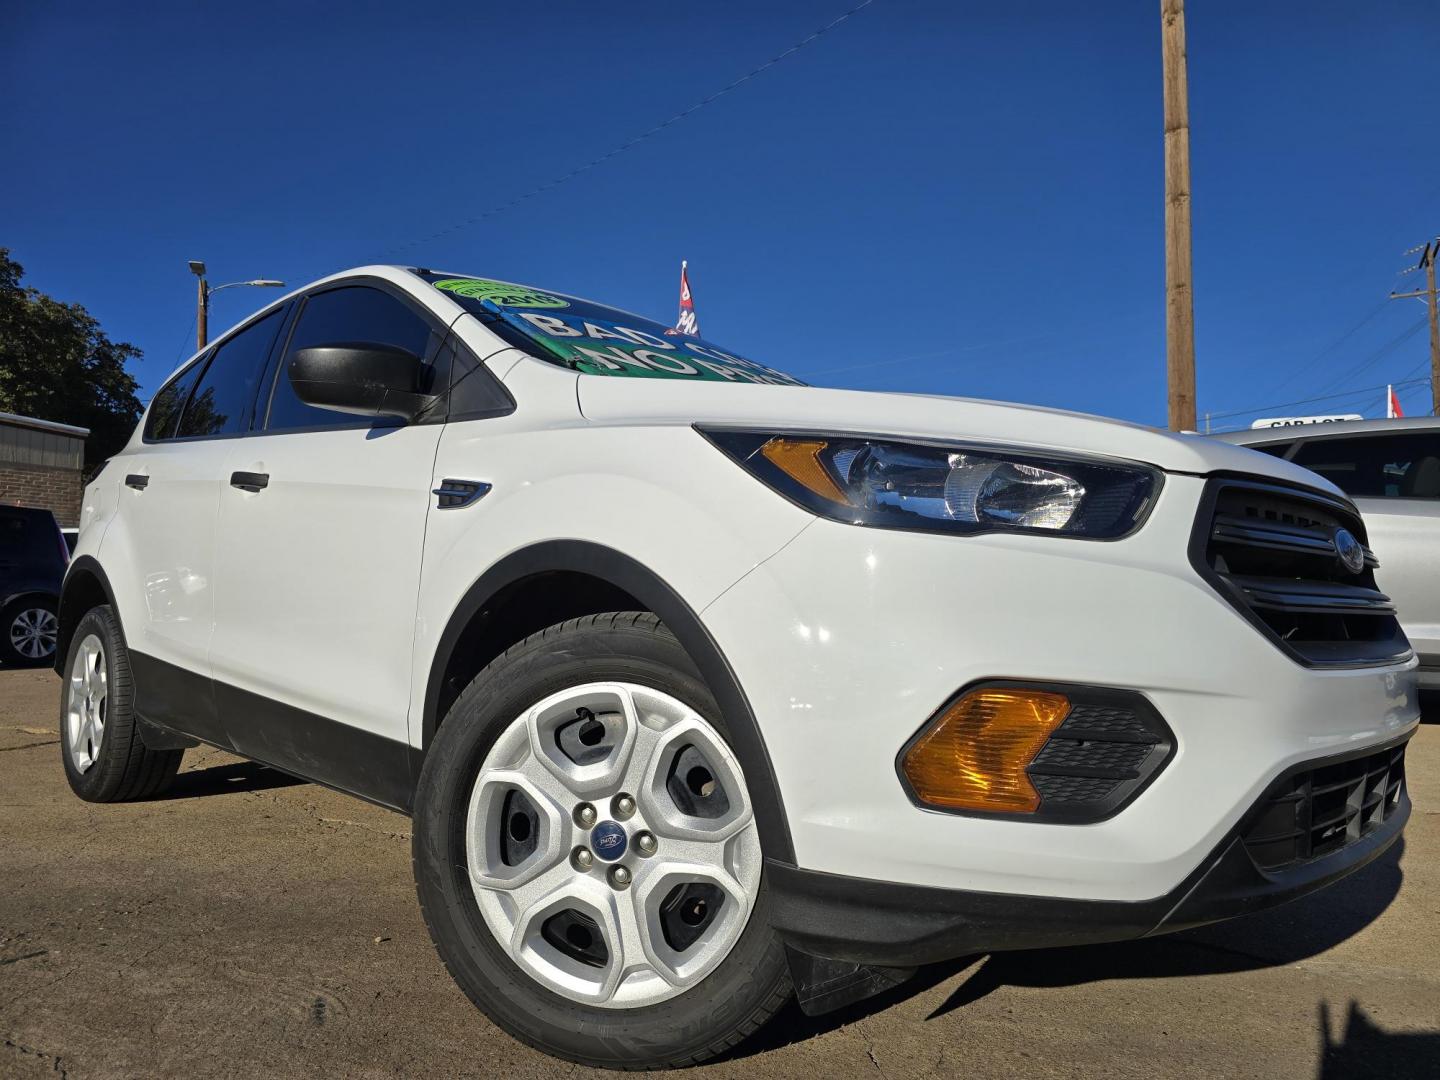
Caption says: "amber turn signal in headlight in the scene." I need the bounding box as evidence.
[901,688,1070,813]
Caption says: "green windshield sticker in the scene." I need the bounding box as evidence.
[498,311,805,385]
[432,278,569,309]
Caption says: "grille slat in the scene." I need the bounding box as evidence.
[1193,480,1410,667]
[1243,744,1407,872]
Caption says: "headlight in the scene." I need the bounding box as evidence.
[702,429,1160,539]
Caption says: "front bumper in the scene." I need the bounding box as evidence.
[768,732,1412,966]
[702,471,1420,901]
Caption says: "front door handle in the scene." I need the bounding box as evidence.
[125,473,149,490]
[230,471,269,493]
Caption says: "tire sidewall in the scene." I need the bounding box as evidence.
[59,605,129,800]
[413,618,788,1067]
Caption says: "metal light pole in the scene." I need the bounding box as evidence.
[188,260,285,350]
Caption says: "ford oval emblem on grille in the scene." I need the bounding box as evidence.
[590,821,628,861]
[1333,528,1365,575]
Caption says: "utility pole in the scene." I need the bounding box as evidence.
[1389,239,1440,415]
[190,261,209,350]
[1162,0,1197,431]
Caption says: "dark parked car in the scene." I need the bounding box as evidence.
[1,506,68,664]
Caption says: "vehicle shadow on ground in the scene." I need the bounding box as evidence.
[1317,999,1440,1080]
[156,760,307,800]
[735,839,1406,1061]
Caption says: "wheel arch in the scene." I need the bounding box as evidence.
[55,555,118,674]
[422,540,795,863]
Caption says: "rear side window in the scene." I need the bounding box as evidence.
[1290,432,1440,498]
[144,356,207,440]
[265,286,438,432]
[177,309,285,438]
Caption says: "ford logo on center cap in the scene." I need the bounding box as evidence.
[1333,528,1366,575]
[590,821,628,862]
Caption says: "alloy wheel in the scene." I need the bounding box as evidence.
[66,633,106,773]
[10,607,58,660]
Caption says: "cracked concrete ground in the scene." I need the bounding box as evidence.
[1,665,1436,1079]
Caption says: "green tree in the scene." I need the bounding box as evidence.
[0,248,144,466]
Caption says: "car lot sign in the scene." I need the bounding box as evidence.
[1250,414,1364,429]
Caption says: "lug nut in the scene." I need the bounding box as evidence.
[635,831,657,857]
[608,865,632,889]
[574,802,597,828]
[572,847,594,871]
[613,793,636,819]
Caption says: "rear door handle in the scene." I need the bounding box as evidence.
[125,473,149,490]
[230,471,269,493]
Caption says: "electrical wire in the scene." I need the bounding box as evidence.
[1204,376,1429,423]
[1264,298,1389,398]
[1311,317,1428,395]
[373,0,878,259]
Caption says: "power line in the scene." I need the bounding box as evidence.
[1264,298,1389,398]
[373,1,878,259]
[1204,376,1429,422]
[1311,316,1428,395]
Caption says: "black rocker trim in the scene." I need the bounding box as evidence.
[127,650,421,814]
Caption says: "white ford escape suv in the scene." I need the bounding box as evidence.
[58,266,1418,1068]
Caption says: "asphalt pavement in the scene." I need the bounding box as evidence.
[2,665,1436,1079]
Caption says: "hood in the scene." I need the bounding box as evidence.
[575,375,1344,494]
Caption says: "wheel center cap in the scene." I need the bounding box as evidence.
[590,820,628,862]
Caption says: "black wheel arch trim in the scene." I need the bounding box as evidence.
[55,555,119,675]
[422,540,795,864]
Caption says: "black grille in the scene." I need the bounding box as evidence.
[1191,478,1410,667]
[1031,773,1123,804]
[1022,690,1174,822]
[1243,742,1407,871]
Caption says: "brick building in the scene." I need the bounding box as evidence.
[0,412,90,527]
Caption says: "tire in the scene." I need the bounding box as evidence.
[1,596,58,666]
[413,612,792,1069]
[59,604,183,802]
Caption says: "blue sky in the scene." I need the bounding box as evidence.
[4,0,1437,430]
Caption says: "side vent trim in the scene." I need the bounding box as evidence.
[433,479,492,509]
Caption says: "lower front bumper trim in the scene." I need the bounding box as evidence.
[769,739,1412,968]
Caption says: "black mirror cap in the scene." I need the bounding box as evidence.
[289,342,436,421]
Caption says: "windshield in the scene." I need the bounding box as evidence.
[415,271,804,386]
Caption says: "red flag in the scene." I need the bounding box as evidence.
[674,260,700,338]
[1387,384,1404,418]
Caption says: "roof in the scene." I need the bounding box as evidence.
[0,411,90,438]
[1216,416,1440,445]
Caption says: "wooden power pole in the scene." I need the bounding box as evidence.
[1390,240,1440,415]
[196,274,209,351]
[1162,0,1197,431]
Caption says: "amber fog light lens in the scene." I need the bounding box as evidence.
[902,688,1071,812]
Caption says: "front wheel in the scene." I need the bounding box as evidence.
[412,613,791,1069]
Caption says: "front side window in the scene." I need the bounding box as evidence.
[176,309,284,438]
[1290,432,1440,499]
[417,272,805,386]
[265,286,438,431]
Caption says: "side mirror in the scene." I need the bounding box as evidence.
[289,342,435,421]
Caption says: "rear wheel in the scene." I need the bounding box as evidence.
[413,612,791,1069]
[60,605,182,802]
